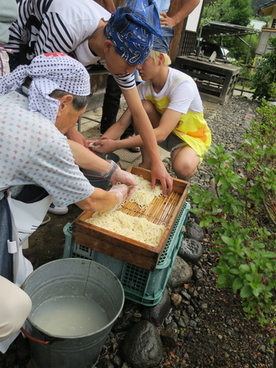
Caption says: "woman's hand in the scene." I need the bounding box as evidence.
[87,137,117,155]
[109,167,138,197]
[109,184,131,209]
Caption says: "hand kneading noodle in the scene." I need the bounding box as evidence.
[85,211,166,247]
[129,175,163,208]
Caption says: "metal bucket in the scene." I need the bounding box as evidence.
[21,259,124,368]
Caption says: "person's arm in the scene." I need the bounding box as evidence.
[124,108,181,146]
[90,107,145,153]
[121,87,173,195]
[68,140,138,190]
[26,134,133,212]
[6,0,28,52]
[88,107,133,152]
[75,184,129,212]
[92,108,181,153]
[92,76,190,154]
[69,139,111,172]
[101,0,116,13]
[66,127,89,148]
[160,0,200,27]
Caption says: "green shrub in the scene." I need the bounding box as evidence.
[251,38,276,100]
[189,102,276,329]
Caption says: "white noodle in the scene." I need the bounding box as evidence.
[85,211,165,247]
[129,174,163,208]
[85,174,166,247]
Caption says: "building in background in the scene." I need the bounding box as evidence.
[256,0,276,56]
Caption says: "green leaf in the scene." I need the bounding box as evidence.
[232,278,243,293]
[239,264,250,273]
[229,268,239,275]
[221,236,235,246]
[240,285,252,298]
[265,262,275,271]
[207,158,219,165]
[217,274,230,288]
[252,287,260,297]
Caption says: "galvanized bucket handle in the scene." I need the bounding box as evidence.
[21,327,64,345]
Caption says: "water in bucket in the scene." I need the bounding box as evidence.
[31,296,109,337]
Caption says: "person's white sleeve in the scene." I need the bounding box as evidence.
[0,276,32,343]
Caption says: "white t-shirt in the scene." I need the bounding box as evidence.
[138,67,203,114]
[138,67,212,157]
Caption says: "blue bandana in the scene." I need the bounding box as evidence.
[105,0,161,65]
[153,27,174,54]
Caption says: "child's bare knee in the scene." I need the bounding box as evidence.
[173,162,197,180]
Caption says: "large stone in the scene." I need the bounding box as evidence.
[178,238,203,264]
[141,288,172,326]
[168,256,193,288]
[160,329,178,349]
[185,220,205,241]
[121,320,163,368]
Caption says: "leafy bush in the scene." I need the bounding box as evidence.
[226,33,259,64]
[202,0,252,26]
[189,102,276,328]
[251,37,276,100]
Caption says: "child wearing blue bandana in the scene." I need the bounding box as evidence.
[99,0,200,148]
[7,0,173,195]
[91,32,212,182]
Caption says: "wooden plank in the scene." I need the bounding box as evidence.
[186,71,225,84]
[196,82,223,94]
[175,56,241,75]
[72,230,160,271]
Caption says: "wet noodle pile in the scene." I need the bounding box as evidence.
[129,174,163,208]
[85,211,165,247]
[85,175,165,247]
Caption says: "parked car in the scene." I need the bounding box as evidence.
[200,41,237,63]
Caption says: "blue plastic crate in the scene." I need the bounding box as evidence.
[63,202,190,306]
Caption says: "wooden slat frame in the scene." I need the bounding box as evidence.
[73,167,189,270]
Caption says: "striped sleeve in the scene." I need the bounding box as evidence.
[113,73,136,90]
[7,0,74,57]
[34,13,74,55]
[7,0,33,52]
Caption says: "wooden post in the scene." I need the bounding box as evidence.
[167,0,188,62]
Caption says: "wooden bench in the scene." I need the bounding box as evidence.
[173,55,241,104]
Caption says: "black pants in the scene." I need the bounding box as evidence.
[100,75,134,138]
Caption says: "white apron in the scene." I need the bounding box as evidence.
[0,191,52,353]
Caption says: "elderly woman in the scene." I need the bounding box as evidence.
[0,53,137,352]
[7,0,173,195]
